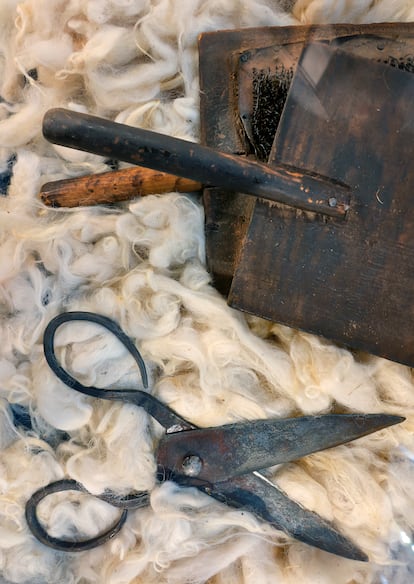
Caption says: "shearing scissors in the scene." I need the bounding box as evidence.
[25,311,404,559]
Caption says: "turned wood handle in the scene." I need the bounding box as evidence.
[40,166,201,207]
[43,108,350,217]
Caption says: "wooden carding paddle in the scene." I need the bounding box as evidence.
[199,23,414,295]
[229,42,414,366]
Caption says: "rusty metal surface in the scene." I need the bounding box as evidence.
[202,472,368,561]
[156,414,403,483]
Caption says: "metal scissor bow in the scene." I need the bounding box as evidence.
[26,311,404,559]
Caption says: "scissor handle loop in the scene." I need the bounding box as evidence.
[26,479,150,551]
[25,479,129,551]
[43,312,192,429]
[43,311,148,392]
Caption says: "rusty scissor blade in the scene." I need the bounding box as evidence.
[204,472,368,561]
[157,414,404,483]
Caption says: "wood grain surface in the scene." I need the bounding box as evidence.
[199,23,414,296]
[229,43,414,366]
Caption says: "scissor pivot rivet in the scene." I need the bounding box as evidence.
[182,455,203,476]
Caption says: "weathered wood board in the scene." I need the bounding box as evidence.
[199,23,414,296]
[228,43,414,366]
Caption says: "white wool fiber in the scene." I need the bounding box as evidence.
[0,1,413,583]
[293,0,414,23]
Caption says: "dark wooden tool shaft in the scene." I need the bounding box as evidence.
[43,108,350,217]
[40,166,201,207]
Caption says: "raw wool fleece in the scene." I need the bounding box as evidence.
[0,0,413,583]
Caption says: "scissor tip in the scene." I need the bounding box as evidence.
[318,538,369,562]
[383,414,405,426]
[361,413,405,431]
[349,548,369,563]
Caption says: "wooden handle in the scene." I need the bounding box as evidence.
[40,166,201,207]
[43,108,350,217]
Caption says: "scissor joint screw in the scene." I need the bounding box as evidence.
[181,455,203,477]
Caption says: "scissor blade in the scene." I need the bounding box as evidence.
[157,414,403,483]
[204,471,368,561]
